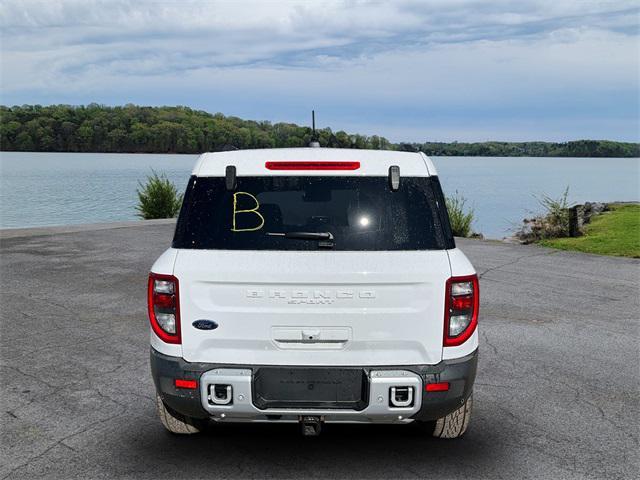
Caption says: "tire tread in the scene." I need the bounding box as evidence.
[432,393,473,439]
[156,394,200,434]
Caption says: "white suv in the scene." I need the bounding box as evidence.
[149,148,478,438]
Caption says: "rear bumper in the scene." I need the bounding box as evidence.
[150,348,477,423]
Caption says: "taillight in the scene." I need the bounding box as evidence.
[148,273,181,344]
[444,274,479,347]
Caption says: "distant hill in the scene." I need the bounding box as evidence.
[1,104,638,157]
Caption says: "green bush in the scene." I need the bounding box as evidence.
[136,170,183,219]
[535,186,571,238]
[514,186,573,242]
[446,191,474,237]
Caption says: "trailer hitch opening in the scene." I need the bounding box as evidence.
[300,415,323,436]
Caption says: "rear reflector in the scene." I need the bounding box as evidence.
[265,161,360,170]
[175,379,197,389]
[425,382,450,392]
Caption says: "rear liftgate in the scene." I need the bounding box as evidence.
[201,163,424,436]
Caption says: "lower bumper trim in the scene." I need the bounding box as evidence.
[200,367,422,422]
[150,348,478,423]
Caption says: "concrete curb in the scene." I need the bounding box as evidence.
[0,218,176,240]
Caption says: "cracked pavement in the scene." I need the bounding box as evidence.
[1,222,638,479]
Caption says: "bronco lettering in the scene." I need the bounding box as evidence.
[246,289,376,302]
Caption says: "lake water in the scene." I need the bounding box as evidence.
[1,152,638,238]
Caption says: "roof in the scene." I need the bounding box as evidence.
[192,148,437,177]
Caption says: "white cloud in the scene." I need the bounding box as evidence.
[0,0,638,141]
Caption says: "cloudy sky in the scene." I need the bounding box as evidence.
[1,0,638,142]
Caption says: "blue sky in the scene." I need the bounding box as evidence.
[1,0,638,142]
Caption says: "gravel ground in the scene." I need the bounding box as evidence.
[1,222,638,479]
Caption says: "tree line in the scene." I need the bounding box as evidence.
[1,104,638,157]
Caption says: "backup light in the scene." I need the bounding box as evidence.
[148,273,181,344]
[153,279,174,294]
[449,314,471,337]
[451,282,473,296]
[156,312,176,334]
[444,274,479,347]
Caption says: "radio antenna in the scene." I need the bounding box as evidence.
[309,110,320,148]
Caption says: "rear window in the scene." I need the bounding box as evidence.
[173,175,451,251]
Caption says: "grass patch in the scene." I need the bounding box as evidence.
[446,191,475,237]
[539,204,640,258]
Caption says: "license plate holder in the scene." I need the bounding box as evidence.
[252,367,368,411]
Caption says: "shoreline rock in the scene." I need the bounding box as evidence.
[503,201,637,244]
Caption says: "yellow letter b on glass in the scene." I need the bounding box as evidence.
[232,192,265,232]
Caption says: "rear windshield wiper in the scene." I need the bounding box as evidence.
[267,231,334,242]
[267,231,334,248]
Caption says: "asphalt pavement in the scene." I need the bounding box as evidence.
[1,221,638,479]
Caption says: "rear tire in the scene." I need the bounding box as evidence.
[416,393,473,439]
[433,393,473,438]
[156,394,203,434]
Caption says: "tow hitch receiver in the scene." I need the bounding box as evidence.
[300,416,323,436]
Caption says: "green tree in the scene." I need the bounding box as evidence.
[0,104,638,157]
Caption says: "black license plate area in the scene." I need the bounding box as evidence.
[253,367,368,411]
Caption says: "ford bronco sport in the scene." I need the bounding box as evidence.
[149,148,478,437]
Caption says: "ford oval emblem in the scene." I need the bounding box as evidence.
[192,320,218,330]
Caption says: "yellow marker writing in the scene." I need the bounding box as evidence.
[232,192,265,232]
